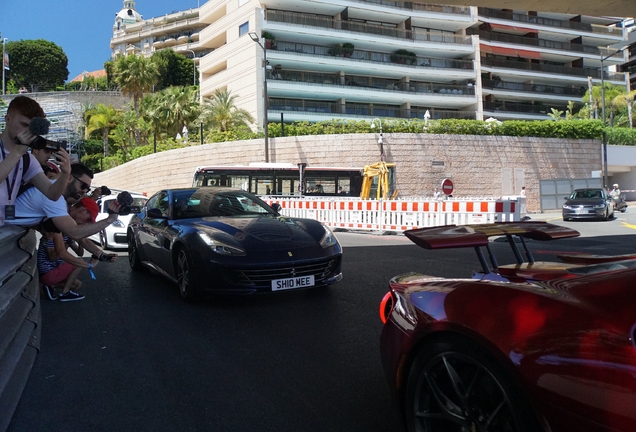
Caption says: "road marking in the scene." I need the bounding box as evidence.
[621,221,636,230]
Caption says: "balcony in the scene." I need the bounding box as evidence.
[482,79,587,97]
[353,0,471,15]
[470,29,624,58]
[269,70,476,97]
[483,100,554,115]
[271,41,473,76]
[268,98,475,121]
[480,57,625,81]
[265,10,473,46]
[477,8,624,37]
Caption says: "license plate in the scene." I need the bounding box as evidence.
[575,209,589,214]
[272,275,315,291]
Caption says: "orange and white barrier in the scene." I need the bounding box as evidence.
[264,197,520,233]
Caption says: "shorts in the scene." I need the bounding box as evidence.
[40,262,77,287]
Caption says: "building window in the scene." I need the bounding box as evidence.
[239,21,249,37]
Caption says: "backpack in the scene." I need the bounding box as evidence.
[16,153,33,197]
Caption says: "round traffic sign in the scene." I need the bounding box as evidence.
[441,178,454,195]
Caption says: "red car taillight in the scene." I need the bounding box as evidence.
[380,291,394,324]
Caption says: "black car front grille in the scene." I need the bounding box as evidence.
[228,257,341,286]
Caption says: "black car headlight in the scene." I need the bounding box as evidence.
[320,225,338,248]
[197,232,246,256]
[594,204,605,209]
[562,205,571,210]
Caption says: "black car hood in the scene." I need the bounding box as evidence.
[189,215,322,248]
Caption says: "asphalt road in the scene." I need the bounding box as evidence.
[8,212,636,432]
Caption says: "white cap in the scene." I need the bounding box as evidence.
[613,184,619,187]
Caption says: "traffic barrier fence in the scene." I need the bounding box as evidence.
[264,197,521,232]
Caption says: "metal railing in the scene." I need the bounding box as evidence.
[482,79,587,97]
[268,98,475,120]
[469,29,623,57]
[477,8,623,36]
[483,100,557,115]
[266,10,472,45]
[356,0,471,15]
[480,57,625,81]
[273,41,474,70]
[269,71,476,96]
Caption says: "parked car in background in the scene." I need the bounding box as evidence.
[88,192,147,249]
[380,222,636,432]
[127,187,343,301]
[562,188,615,221]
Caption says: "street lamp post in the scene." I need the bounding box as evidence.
[600,45,628,189]
[2,38,7,96]
[184,49,197,86]
[370,118,384,161]
[249,32,269,163]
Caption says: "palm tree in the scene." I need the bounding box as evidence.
[200,88,254,133]
[582,82,629,125]
[85,103,120,156]
[112,54,159,146]
[148,86,200,139]
[611,89,636,128]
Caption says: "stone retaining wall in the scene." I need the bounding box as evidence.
[93,134,601,213]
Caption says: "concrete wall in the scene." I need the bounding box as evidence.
[93,134,601,213]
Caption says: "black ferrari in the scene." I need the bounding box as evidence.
[127,187,343,301]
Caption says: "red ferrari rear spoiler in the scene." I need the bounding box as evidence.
[404,222,580,250]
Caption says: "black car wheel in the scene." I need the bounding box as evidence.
[405,336,539,432]
[176,248,199,302]
[128,232,143,271]
[99,230,109,249]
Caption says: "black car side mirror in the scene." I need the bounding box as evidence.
[147,208,166,218]
[271,203,282,214]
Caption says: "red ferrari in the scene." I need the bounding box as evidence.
[379,222,636,432]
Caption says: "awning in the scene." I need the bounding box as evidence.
[488,22,539,34]
[493,46,519,56]
[480,44,542,60]
[515,49,542,59]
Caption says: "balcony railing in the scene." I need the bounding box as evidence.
[469,29,624,57]
[482,79,587,97]
[273,41,474,71]
[266,10,472,45]
[269,70,476,96]
[354,0,471,15]
[480,57,625,81]
[268,98,476,120]
[483,100,558,115]
[478,8,623,37]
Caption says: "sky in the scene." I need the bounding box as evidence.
[0,0,202,81]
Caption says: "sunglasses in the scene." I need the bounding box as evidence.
[72,175,90,191]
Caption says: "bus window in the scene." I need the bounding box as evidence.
[306,176,335,194]
[337,178,350,195]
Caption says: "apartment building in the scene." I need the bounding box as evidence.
[111,0,630,130]
[110,1,210,66]
[471,8,629,120]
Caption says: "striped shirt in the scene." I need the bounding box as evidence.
[37,235,68,275]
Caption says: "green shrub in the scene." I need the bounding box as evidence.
[606,127,636,146]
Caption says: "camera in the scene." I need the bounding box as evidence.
[30,136,67,152]
[25,117,67,152]
[109,191,141,216]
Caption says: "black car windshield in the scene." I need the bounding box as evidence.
[172,189,275,219]
[569,189,604,200]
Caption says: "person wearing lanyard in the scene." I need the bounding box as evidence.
[0,96,71,226]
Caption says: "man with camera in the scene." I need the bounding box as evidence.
[0,96,71,226]
[6,163,120,240]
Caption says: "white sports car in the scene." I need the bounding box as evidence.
[89,193,148,249]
